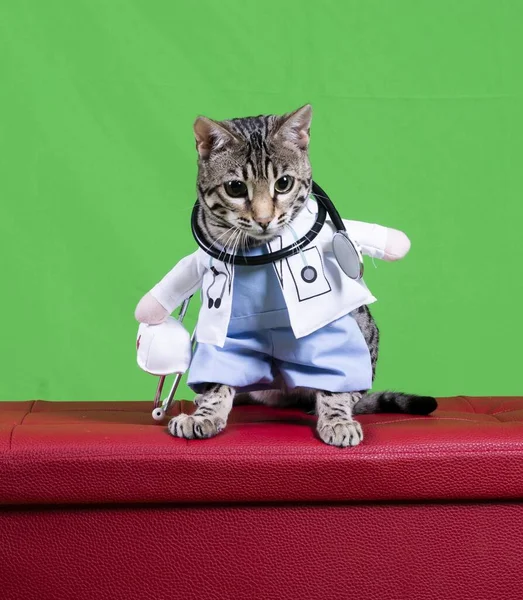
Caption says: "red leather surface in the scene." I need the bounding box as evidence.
[1,502,523,600]
[1,397,523,505]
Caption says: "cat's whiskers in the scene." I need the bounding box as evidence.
[217,227,240,262]
[231,228,244,265]
[221,228,241,266]
[208,226,235,253]
[243,229,252,253]
[240,230,250,254]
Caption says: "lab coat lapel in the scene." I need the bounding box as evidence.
[195,255,234,348]
[267,203,316,288]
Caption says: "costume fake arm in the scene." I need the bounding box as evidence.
[135,249,205,325]
[342,220,411,261]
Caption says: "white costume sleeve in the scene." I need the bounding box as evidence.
[343,220,389,260]
[149,249,206,313]
[343,220,411,261]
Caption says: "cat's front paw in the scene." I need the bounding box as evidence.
[317,418,363,447]
[167,413,225,439]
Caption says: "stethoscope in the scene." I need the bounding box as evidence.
[192,181,364,292]
[206,265,230,309]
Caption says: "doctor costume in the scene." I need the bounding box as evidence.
[149,199,390,394]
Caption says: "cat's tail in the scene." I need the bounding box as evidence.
[352,391,437,415]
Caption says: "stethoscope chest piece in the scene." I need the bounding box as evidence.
[301,265,318,283]
[332,231,364,281]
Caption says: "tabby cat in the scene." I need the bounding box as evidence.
[167,105,436,447]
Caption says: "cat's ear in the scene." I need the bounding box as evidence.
[194,117,238,159]
[274,104,312,150]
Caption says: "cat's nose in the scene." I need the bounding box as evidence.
[254,216,272,230]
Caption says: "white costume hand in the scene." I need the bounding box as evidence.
[135,293,169,324]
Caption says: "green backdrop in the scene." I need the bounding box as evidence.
[1,0,521,401]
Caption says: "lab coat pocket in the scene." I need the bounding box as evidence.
[286,246,332,302]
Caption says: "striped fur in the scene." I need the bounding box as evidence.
[167,106,436,447]
[194,106,312,250]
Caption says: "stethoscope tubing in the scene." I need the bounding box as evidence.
[191,181,340,266]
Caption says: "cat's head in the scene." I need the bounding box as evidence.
[194,105,312,246]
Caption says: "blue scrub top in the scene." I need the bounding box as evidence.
[227,244,291,334]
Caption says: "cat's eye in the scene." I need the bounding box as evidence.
[274,176,294,194]
[224,180,247,198]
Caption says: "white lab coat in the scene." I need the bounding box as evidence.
[149,199,389,348]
